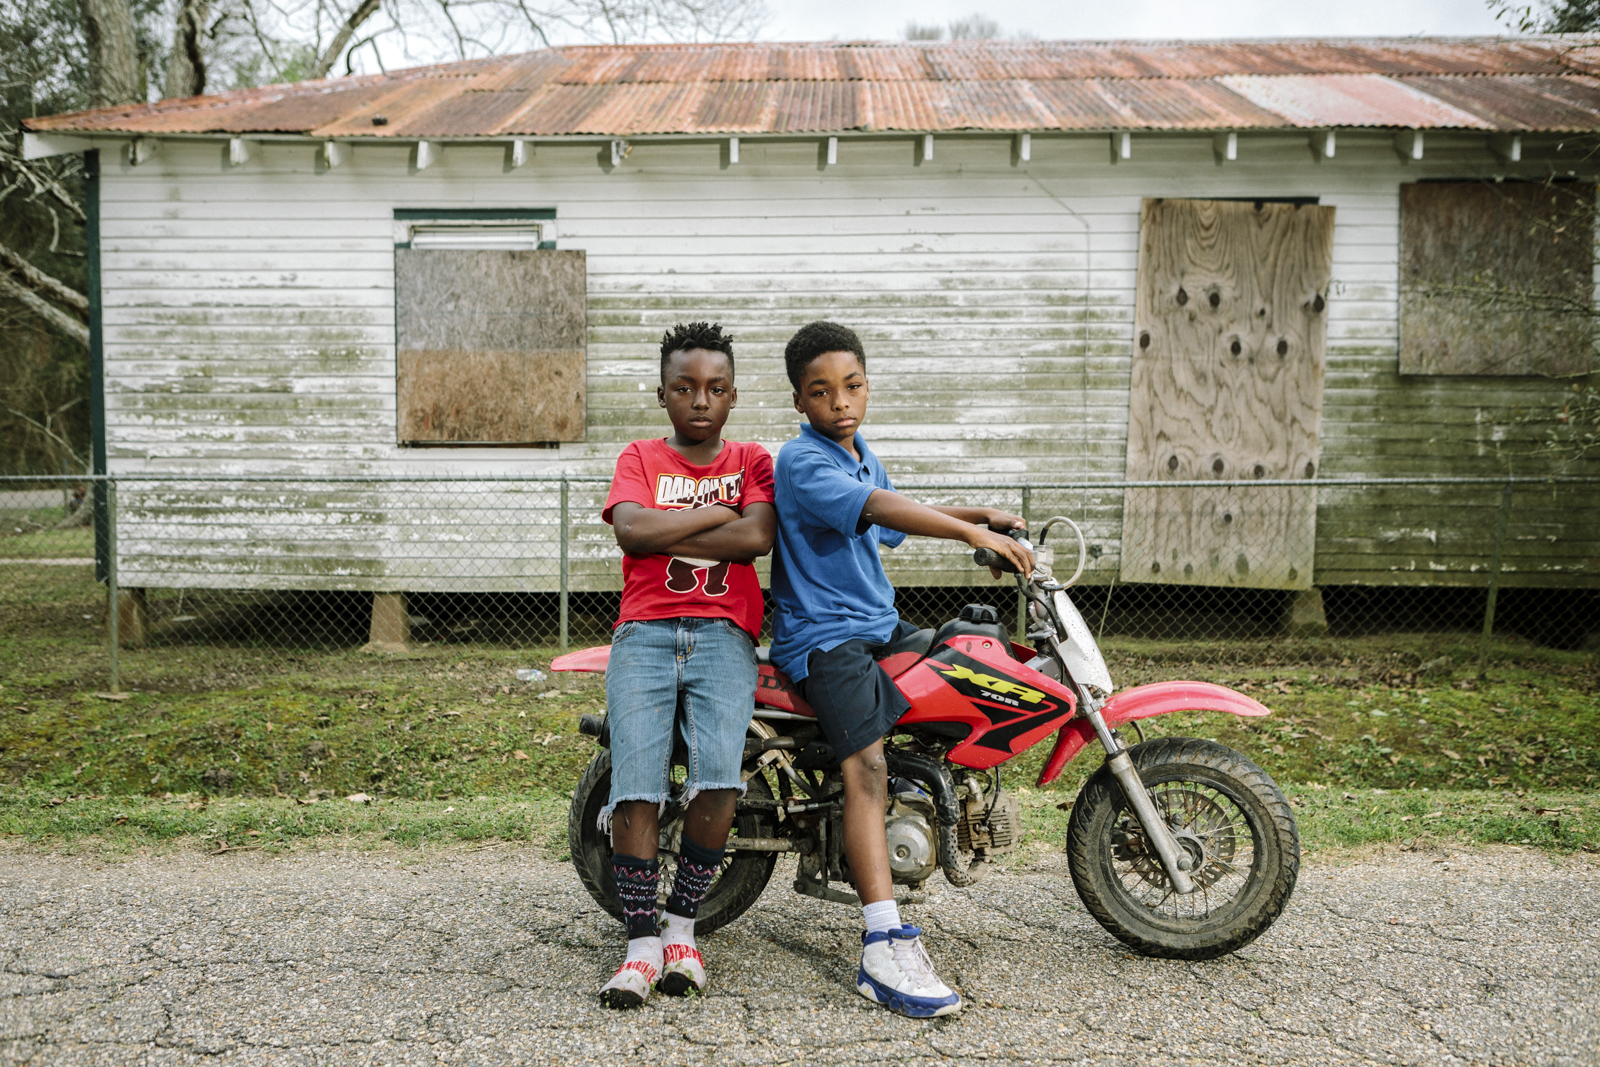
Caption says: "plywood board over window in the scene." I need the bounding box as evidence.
[1400,181,1595,377]
[1122,198,1336,591]
[396,249,587,444]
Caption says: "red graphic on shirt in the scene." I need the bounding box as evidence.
[665,558,732,596]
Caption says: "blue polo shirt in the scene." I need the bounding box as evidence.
[769,422,907,682]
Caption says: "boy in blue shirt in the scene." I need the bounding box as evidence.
[768,321,1034,1018]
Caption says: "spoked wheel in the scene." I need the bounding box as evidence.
[567,749,780,935]
[1066,737,1299,960]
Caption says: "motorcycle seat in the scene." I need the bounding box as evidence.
[874,627,934,661]
[754,630,932,667]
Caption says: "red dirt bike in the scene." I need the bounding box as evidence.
[555,519,1299,959]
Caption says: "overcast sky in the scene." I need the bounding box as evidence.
[758,0,1509,42]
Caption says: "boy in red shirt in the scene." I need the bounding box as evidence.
[596,322,776,1008]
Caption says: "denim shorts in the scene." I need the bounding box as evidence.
[600,616,757,832]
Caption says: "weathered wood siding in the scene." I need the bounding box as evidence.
[96,131,1598,592]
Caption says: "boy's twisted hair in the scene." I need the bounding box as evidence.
[784,321,865,390]
[660,321,734,382]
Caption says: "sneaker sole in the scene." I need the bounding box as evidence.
[599,988,646,1010]
[656,971,703,998]
[856,977,963,1019]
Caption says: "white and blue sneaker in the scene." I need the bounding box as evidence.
[856,925,963,1018]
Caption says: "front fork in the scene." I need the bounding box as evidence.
[1083,702,1197,896]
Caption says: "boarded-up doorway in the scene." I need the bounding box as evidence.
[1120,198,1335,590]
[395,249,587,444]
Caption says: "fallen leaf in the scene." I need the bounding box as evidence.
[112,815,128,826]
[245,829,261,837]
[1536,807,1567,815]
[346,793,372,804]
[298,797,317,806]
[512,750,529,760]
[265,722,273,732]
[1441,749,1462,761]
[1423,811,1444,819]
[1400,815,1414,822]
[444,806,456,813]
[93,692,129,701]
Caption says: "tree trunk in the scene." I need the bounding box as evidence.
[164,0,210,99]
[309,0,382,80]
[81,0,142,107]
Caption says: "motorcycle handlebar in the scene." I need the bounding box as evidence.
[973,527,1030,574]
[972,546,1016,572]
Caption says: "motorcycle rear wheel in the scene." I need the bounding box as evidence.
[1066,737,1299,960]
[568,749,780,936]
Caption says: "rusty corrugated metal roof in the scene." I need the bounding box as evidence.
[25,37,1600,137]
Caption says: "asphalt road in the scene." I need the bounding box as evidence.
[1,844,1595,1066]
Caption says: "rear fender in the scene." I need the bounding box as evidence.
[551,646,610,673]
[1035,681,1271,786]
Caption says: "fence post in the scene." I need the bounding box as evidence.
[1018,485,1031,633]
[106,478,119,694]
[559,479,569,653]
[1477,482,1513,681]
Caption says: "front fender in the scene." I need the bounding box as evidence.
[1035,681,1271,786]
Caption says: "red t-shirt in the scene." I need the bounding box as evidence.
[602,438,775,638]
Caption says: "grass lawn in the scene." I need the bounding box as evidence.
[2,527,1597,859]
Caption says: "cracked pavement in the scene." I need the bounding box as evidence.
[1,845,1595,1066]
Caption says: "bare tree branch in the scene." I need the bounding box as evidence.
[0,143,86,223]
[0,269,89,346]
[2,403,86,470]
[308,0,382,79]
[0,239,88,312]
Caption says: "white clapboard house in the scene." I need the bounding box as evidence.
[23,37,1600,644]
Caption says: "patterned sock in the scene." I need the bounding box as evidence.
[664,835,724,920]
[659,836,723,996]
[611,853,661,940]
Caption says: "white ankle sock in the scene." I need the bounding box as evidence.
[862,899,901,934]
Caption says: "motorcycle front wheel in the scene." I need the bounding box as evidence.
[567,749,780,936]
[1066,737,1299,960]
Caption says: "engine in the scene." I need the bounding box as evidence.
[956,781,1021,855]
[884,790,939,884]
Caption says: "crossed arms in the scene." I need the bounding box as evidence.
[610,501,778,564]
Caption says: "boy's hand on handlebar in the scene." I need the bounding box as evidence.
[982,509,1026,533]
[969,527,1035,580]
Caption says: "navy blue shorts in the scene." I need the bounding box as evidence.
[795,619,919,761]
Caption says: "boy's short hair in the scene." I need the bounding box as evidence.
[784,320,865,390]
[659,321,734,382]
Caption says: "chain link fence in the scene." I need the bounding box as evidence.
[1,473,1596,691]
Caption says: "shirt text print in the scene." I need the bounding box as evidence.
[654,471,745,510]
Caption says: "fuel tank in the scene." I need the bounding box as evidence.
[896,634,1078,770]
